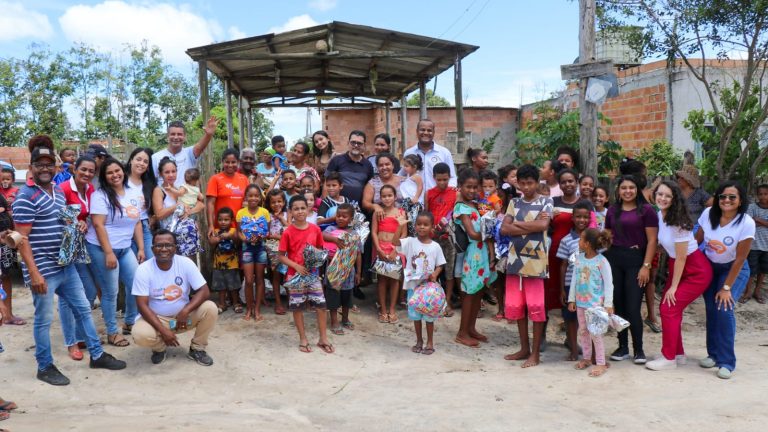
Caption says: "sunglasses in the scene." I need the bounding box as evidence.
[718,194,739,201]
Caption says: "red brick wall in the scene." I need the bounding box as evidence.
[601,84,667,154]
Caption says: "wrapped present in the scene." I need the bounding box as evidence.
[303,244,328,270]
[492,215,511,258]
[326,231,361,290]
[264,239,281,270]
[401,198,423,237]
[584,306,610,336]
[283,273,320,292]
[480,210,496,241]
[351,211,370,245]
[160,204,186,233]
[58,204,90,265]
[408,281,446,318]
[371,257,402,279]
[241,216,269,242]
[609,313,630,332]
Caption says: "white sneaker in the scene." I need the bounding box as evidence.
[676,355,687,365]
[699,357,716,368]
[716,367,732,379]
[646,357,677,371]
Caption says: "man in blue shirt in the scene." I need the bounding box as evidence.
[13,144,126,386]
[324,130,374,207]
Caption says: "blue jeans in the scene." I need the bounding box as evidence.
[704,260,750,372]
[86,243,139,335]
[32,265,104,370]
[59,263,100,346]
[131,219,154,260]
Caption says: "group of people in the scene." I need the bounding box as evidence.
[0,117,763,403]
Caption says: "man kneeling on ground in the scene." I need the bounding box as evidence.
[132,229,218,365]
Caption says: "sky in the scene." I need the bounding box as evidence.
[0,0,581,143]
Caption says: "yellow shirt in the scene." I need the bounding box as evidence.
[236,207,271,243]
[213,228,239,270]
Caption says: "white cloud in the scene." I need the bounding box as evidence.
[308,0,338,11]
[266,108,321,145]
[268,14,319,34]
[58,1,226,66]
[228,26,247,40]
[0,1,54,41]
[466,68,564,107]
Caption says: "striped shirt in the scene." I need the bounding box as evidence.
[556,230,581,289]
[12,183,66,285]
[748,202,768,251]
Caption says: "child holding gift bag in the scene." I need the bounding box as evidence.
[567,228,614,378]
[236,185,270,322]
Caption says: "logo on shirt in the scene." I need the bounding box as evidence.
[707,240,727,255]
[226,183,243,198]
[175,276,183,285]
[125,205,140,219]
[723,236,735,246]
[431,156,438,163]
[164,284,183,301]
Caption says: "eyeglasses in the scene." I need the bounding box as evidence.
[153,243,176,250]
[32,163,55,170]
[349,140,365,147]
[718,194,738,201]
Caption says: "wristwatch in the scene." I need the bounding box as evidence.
[642,262,651,269]
[722,284,731,292]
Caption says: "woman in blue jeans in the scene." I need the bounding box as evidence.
[695,181,755,379]
[85,158,145,347]
[126,147,156,261]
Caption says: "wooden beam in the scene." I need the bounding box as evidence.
[247,107,254,148]
[238,95,246,148]
[202,49,453,61]
[454,52,466,155]
[560,59,613,80]
[385,103,391,136]
[224,79,234,149]
[578,0,598,178]
[400,96,408,157]
[250,101,392,108]
[419,80,427,119]
[197,60,213,278]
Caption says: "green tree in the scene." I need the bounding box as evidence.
[21,44,73,138]
[66,42,106,141]
[406,89,451,107]
[598,0,768,184]
[636,139,684,178]
[0,58,26,146]
[190,104,274,162]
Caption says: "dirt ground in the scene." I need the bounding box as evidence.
[1,285,767,432]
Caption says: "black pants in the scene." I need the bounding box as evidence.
[605,246,645,352]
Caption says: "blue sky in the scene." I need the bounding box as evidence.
[0,0,580,142]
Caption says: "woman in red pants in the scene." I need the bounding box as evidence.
[646,180,713,371]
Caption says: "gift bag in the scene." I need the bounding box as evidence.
[241,216,269,242]
[58,204,90,265]
[480,210,496,241]
[303,244,328,270]
[371,257,402,279]
[401,198,423,237]
[407,281,446,318]
[584,306,610,336]
[609,313,630,332]
[351,212,371,245]
[326,231,361,290]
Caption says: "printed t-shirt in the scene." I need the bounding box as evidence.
[278,223,324,278]
[399,237,446,290]
[132,255,207,317]
[126,179,149,220]
[505,194,554,278]
[12,183,66,284]
[605,204,658,249]
[213,228,238,270]
[318,195,349,223]
[206,172,249,224]
[747,203,768,251]
[567,253,614,308]
[152,146,198,188]
[698,208,755,263]
[85,186,143,249]
[657,212,697,259]
[477,192,501,216]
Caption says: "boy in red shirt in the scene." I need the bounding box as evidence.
[425,162,457,316]
[278,195,334,354]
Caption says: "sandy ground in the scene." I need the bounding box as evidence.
[1,285,767,432]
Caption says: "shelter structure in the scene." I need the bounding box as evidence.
[186,21,478,274]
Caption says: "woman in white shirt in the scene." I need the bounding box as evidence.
[695,181,754,379]
[646,181,713,371]
[85,158,145,347]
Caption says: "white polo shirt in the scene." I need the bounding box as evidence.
[152,146,198,188]
[400,142,457,190]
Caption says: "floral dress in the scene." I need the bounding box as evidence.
[454,202,491,294]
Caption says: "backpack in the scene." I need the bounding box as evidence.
[450,217,469,253]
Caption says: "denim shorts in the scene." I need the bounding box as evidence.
[241,242,268,265]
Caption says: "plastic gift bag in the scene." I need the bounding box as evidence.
[283,273,320,292]
[240,216,269,242]
[407,281,446,318]
[326,231,361,290]
[351,211,370,245]
[609,313,630,332]
[480,210,496,241]
[371,257,402,279]
[161,204,186,233]
[584,306,610,336]
[303,244,328,270]
[401,198,423,237]
[58,204,90,265]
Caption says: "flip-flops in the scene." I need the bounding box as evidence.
[3,317,25,325]
[0,400,17,411]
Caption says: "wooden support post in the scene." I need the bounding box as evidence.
[454,53,466,157]
[400,96,408,157]
[419,80,428,119]
[197,60,212,278]
[385,102,391,136]
[247,107,254,149]
[238,95,246,149]
[579,0,598,177]
[224,79,234,149]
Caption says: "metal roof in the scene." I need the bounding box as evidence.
[186,21,479,107]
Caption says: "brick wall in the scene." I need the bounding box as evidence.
[601,84,667,154]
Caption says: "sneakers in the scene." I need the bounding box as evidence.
[610,347,631,361]
[37,364,70,386]
[89,352,127,370]
[716,367,732,379]
[699,357,717,368]
[676,354,688,365]
[633,350,647,365]
[151,350,167,365]
[187,348,213,366]
[646,356,677,371]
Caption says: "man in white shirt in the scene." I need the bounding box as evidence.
[132,229,218,366]
[400,118,457,189]
[152,117,219,188]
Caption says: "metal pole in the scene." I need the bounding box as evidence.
[579,0,598,177]
[224,80,234,149]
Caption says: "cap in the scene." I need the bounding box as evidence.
[86,144,109,158]
[31,146,56,163]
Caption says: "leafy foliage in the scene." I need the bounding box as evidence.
[636,139,684,177]
[406,89,451,107]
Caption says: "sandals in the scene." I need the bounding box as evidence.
[0,400,17,411]
[299,344,312,353]
[491,313,504,322]
[122,325,132,336]
[316,342,334,354]
[388,313,398,324]
[274,306,286,315]
[644,319,661,333]
[421,347,435,355]
[3,316,26,325]
[342,321,355,331]
[378,312,389,323]
[331,326,345,336]
[108,334,130,347]
[233,304,244,314]
[754,294,766,304]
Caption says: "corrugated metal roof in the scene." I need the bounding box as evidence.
[186,21,478,107]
